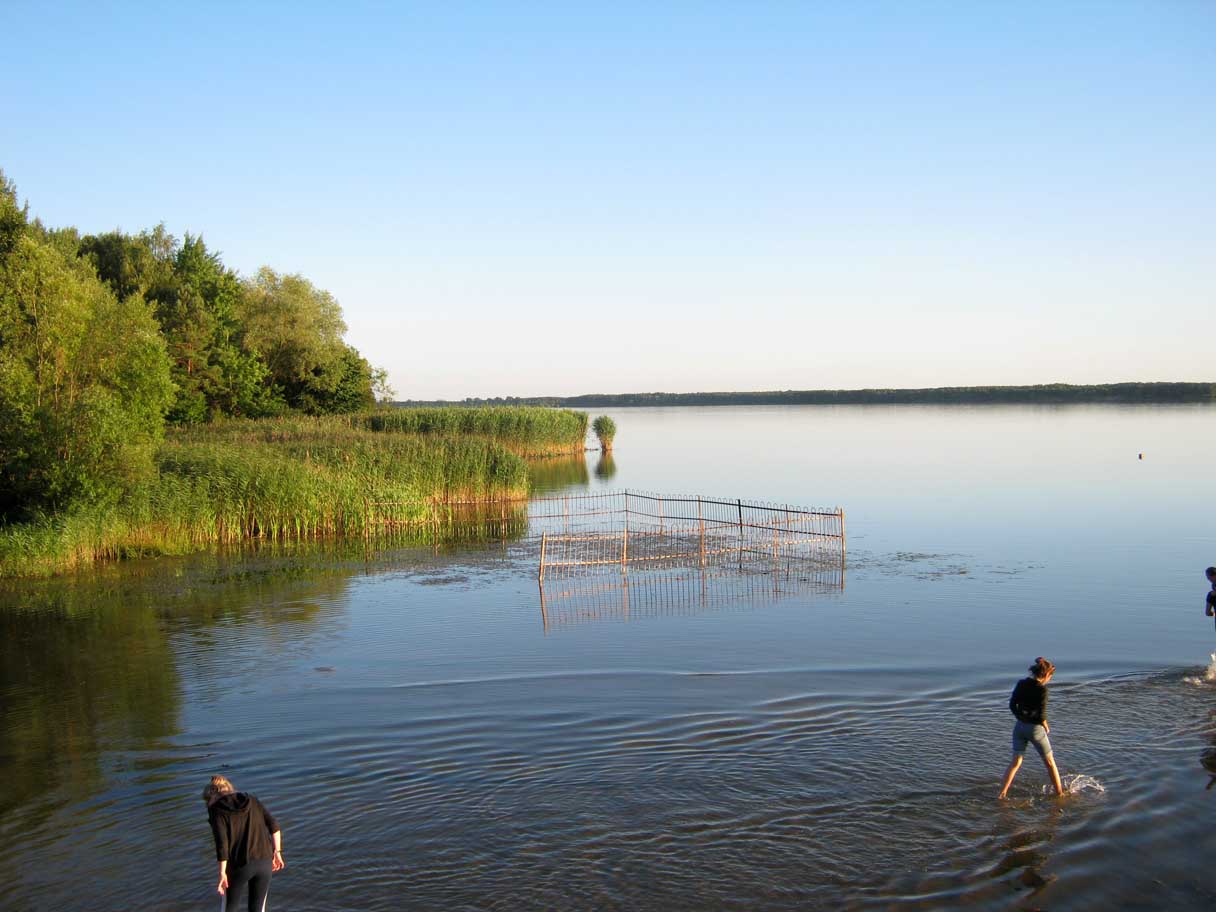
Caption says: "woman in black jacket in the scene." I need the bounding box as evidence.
[203,775,286,911]
[997,658,1065,799]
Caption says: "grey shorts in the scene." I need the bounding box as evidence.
[1012,721,1052,759]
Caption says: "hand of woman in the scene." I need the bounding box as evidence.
[272,850,286,872]
[217,873,229,894]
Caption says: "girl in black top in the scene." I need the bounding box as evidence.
[997,658,1065,799]
[203,775,286,911]
[1204,567,1216,629]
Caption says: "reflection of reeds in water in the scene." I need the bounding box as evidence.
[373,500,532,546]
[538,565,843,630]
[526,455,590,494]
[594,454,617,480]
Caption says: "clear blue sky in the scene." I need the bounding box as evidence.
[3,1,1212,399]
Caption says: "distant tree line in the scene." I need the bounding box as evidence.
[398,383,1215,409]
[0,170,388,521]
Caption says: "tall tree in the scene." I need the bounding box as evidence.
[81,230,277,422]
[239,267,373,413]
[0,183,174,517]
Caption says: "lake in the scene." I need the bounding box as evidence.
[2,404,1215,910]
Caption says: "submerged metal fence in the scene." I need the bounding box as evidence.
[367,489,845,582]
[531,490,845,582]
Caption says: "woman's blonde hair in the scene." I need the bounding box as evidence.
[202,774,235,805]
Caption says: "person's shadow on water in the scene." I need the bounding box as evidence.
[1200,708,1216,790]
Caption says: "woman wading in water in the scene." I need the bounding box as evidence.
[998,658,1066,799]
[203,775,285,910]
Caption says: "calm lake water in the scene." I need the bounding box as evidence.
[3,404,1216,911]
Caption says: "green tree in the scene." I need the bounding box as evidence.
[240,267,374,413]
[0,170,27,258]
[81,229,278,422]
[0,181,174,517]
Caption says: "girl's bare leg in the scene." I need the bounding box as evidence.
[998,755,1022,798]
[1044,753,1065,796]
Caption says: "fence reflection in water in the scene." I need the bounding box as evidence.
[537,564,845,631]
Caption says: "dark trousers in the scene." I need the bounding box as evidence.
[224,858,273,912]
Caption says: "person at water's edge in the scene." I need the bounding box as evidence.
[1204,567,1216,629]
[998,658,1065,799]
[204,775,285,911]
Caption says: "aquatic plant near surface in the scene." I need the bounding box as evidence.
[592,415,616,453]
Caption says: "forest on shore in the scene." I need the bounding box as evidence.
[401,382,1216,409]
[0,172,587,577]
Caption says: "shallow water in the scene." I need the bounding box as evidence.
[2,404,1215,910]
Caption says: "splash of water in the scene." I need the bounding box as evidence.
[1041,774,1105,797]
[1183,653,1216,686]
[1062,774,1105,795]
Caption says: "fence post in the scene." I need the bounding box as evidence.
[622,491,630,574]
[697,496,705,568]
[737,498,744,570]
[839,508,847,584]
[539,531,547,583]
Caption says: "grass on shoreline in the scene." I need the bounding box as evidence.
[0,408,582,578]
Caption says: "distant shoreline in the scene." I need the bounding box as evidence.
[395,382,1215,408]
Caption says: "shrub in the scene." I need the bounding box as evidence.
[592,415,616,452]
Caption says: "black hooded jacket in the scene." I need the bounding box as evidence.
[208,792,280,867]
[1008,677,1048,725]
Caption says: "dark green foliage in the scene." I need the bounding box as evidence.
[0,171,28,258]
[0,212,174,519]
[81,229,280,423]
[0,168,385,539]
[287,345,376,415]
[238,267,375,414]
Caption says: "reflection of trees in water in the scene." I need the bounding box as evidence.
[0,591,179,822]
[526,454,590,494]
[0,555,352,825]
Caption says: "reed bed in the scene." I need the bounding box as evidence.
[0,412,540,578]
[365,406,589,455]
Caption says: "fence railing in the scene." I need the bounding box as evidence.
[531,490,844,582]
[365,489,845,582]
